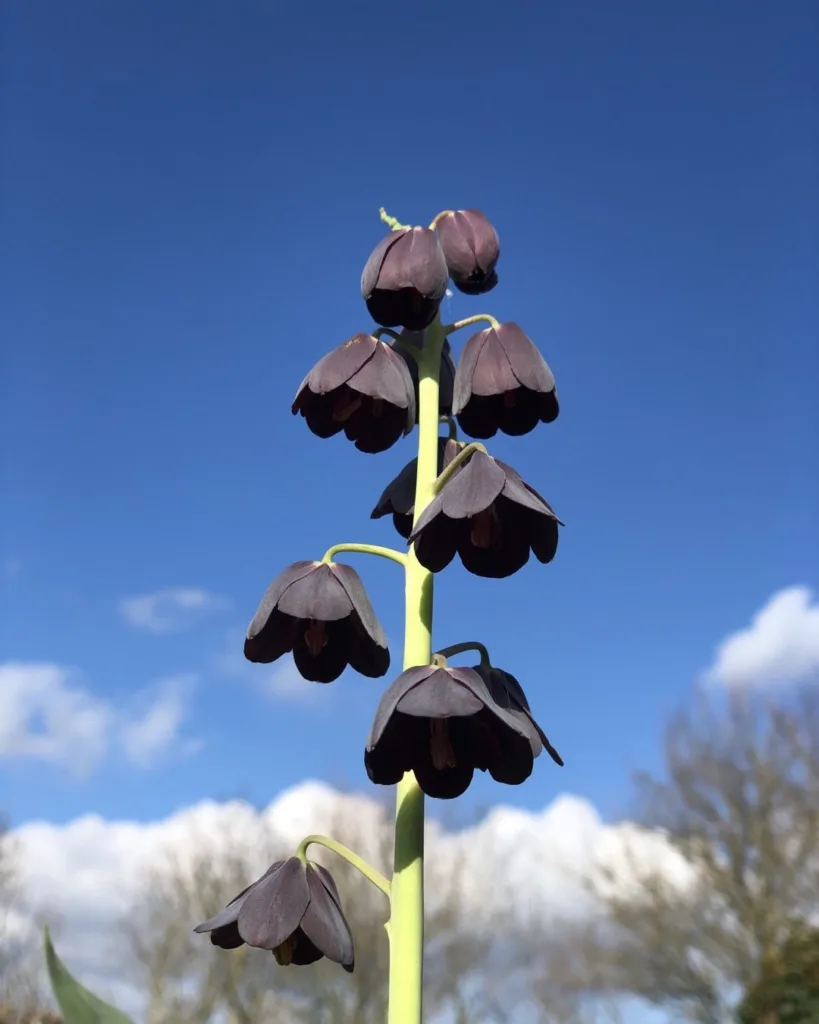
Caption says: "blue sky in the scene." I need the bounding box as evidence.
[1,0,817,835]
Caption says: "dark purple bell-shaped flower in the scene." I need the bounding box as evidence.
[371,439,464,539]
[194,857,354,972]
[408,449,562,578]
[391,328,456,419]
[453,323,559,439]
[365,662,561,799]
[434,209,500,295]
[245,561,389,682]
[473,663,563,769]
[292,334,415,453]
[361,228,449,331]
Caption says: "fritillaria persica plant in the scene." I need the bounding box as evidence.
[44,207,564,1024]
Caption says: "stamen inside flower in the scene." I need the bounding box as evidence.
[429,719,457,770]
[273,935,297,966]
[470,508,503,549]
[332,388,363,423]
[304,619,328,655]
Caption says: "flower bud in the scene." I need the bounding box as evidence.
[435,210,499,295]
[361,228,448,331]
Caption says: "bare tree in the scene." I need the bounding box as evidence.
[122,796,398,1023]
[0,818,57,1023]
[423,859,514,1023]
[121,793,534,1023]
[122,817,300,1024]
[565,688,819,1023]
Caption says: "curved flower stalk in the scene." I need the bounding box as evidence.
[46,205,567,1024]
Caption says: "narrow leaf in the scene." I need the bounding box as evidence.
[44,926,136,1024]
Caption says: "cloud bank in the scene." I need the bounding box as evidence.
[706,586,819,688]
[8,780,692,1019]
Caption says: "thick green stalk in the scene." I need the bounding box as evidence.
[387,314,445,1024]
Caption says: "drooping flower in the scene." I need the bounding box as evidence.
[408,449,561,578]
[365,662,561,799]
[453,323,558,439]
[361,228,449,331]
[391,328,456,419]
[472,662,563,770]
[244,561,389,682]
[194,857,354,972]
[370,439,464,539]
[292,334,415,453]
[434,209,500,295]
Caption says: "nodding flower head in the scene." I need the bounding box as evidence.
[244,560,389,683]
[361,228,449,331]
[365,661,562,799]
[194,857,355,973]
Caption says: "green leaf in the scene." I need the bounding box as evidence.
[44,926,136,1024]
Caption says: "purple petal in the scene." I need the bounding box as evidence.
[300,865,355,971]
[347,342,415,411]
[277,563,353,622]
[496,323,556,395]
[438,450,506,520]
[296,336,379,401]
[361,232,407,297]
[330,563,388,648]
[466,330,520,398]
[395,667,486,718]
[237,857,310,951]
[404,228,448,300]
[451,329,489,416]
[246,563,321,647]
[366,666,437,749]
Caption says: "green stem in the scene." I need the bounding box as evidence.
[388,315,445,1024]
[391,336,420,365]
[321,543,407,568]
[297,835,391,898]
[433,441,486,494]
[380,207,412,232]
[428,210,454,230]
[444,313,500,334]
[435,641,491,668]
[373,328,400,342]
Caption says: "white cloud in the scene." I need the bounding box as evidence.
[120,587,230,633]
[706,586,819,688]
[119,675,202,768]
[0,662,201,775]
[445,287,454,299]
[7,781,690,1020]
[0,663,111,777]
